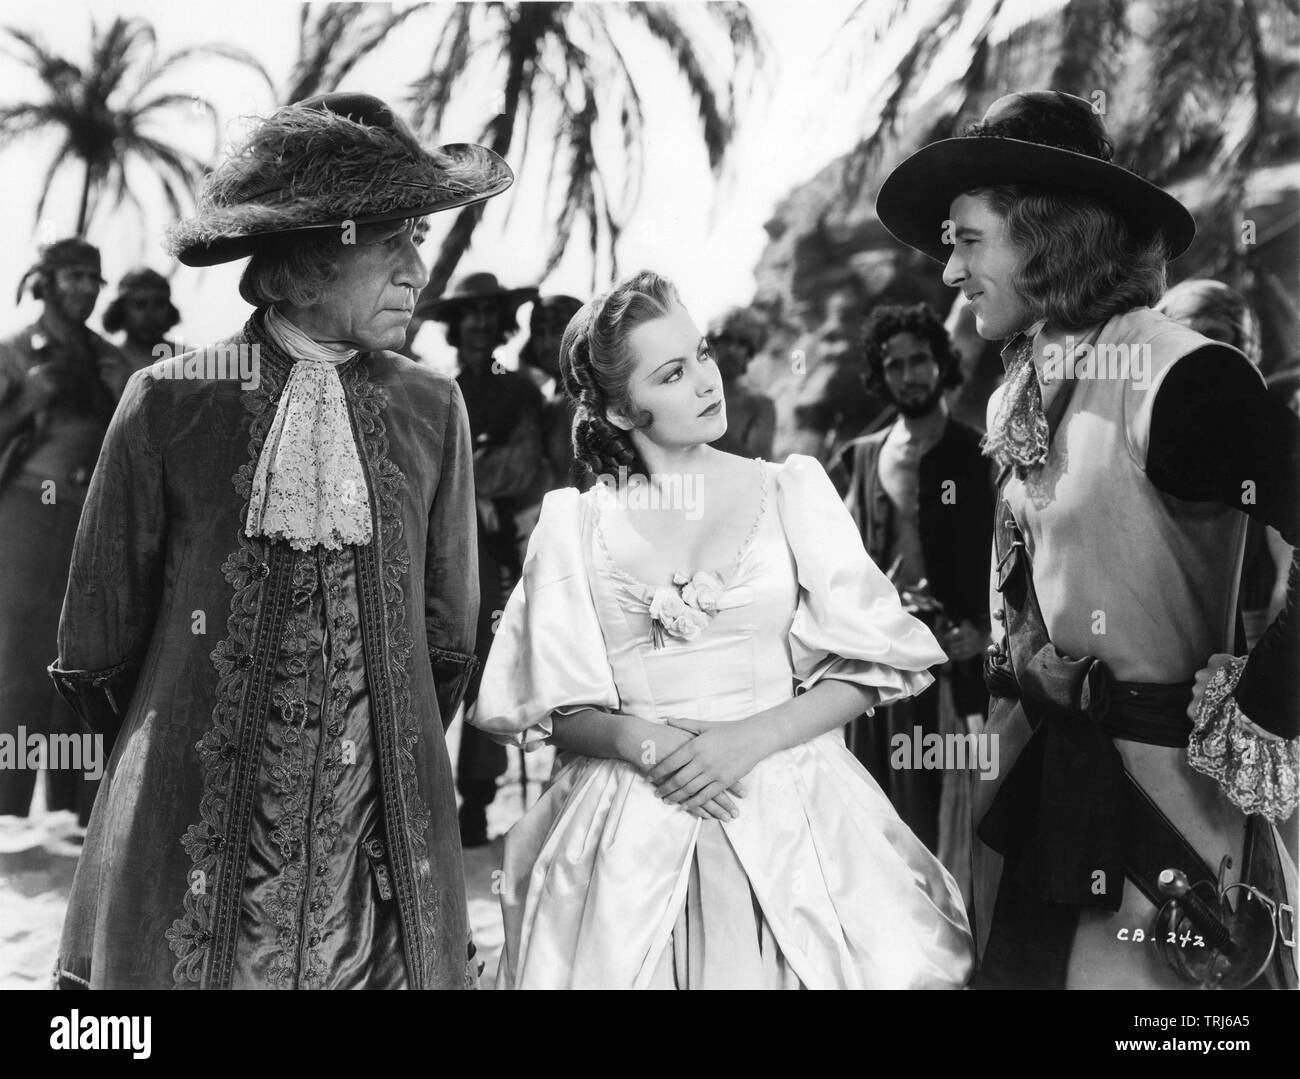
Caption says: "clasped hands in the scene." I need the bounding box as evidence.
[628,716,769,824]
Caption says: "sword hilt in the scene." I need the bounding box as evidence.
[1159,868,1236,955]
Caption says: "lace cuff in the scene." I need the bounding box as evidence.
[429,646,478,730]
[47,656,138,750]
[1187,655,1299,824]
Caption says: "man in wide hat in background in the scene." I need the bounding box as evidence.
[424,271,544,847]
[0,238,128,825]
[877,90,1298,989]
[48,92,511,988]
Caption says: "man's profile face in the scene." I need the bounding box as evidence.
[942,192,1034,341]
[298,217,430,352]
[47,267,101,325]
[879,331,944,417]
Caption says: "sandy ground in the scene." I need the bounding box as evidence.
[0,714,553,990]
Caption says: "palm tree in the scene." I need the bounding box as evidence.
[400,1,768,304]
[267,2,766,310]
[0,15,275,237]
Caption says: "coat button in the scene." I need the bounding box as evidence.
[993,610,1005,622]
[255,562,270,579]
[235,654,253,670]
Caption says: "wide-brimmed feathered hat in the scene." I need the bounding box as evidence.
[876,90,1195,264]
[166,92,514,267]
[423,272,539,322]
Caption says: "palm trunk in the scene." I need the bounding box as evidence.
[417,29,536,314]
[76,159,92,237]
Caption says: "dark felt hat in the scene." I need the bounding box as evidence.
[167,93,514,267]
[876,90,1195,264]
[423,272,539,322]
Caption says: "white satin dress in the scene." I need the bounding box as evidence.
[473,455,974,989]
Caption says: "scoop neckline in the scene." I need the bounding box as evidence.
[592,458,770,593]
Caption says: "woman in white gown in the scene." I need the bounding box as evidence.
[472,271,973,989]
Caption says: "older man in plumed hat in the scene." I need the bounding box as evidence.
[877,90,1298,989]
[47,93,512,989]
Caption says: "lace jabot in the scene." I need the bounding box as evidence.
[981,330,1048,476]
[244,307,372,551]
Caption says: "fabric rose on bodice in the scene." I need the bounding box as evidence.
[648,571,721,648]
[679,570,724,614]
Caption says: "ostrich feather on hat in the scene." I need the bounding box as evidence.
[165,93,514,267]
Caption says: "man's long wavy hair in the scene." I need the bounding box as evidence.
[974,184,1168,331]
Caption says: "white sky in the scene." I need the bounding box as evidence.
[0,0,955,368]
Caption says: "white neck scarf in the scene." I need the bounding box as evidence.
[245,307,372,551]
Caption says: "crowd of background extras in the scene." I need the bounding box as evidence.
[2,237,1297,900]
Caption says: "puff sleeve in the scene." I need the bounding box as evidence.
[776,454,946,710]
[471,487,620,749]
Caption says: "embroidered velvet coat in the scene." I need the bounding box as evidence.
[48,314,480,989]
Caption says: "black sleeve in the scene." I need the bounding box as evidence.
[1145,345,1300,737]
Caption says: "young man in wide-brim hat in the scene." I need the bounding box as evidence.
[424,270,545,847]
[877,90,1298,990]
[48,92,512,989]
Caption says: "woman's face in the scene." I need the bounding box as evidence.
[299,218,430,351]
[616,303,726,451]
[122,288,173,344]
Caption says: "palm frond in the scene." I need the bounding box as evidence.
[1,26,69,74]
[325,4,425,93]
[704,0,772,98]
[136,43,277,102]
[31,139,74,226]
[0,101,59,143]
[406,3,475,133]
[840,0,969,194]
[543,75,599,277]
[129,91,222,154]
[285,3,357,102]
[578,6,646,211]
[105,156,148,228]
[620,2,732,171]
